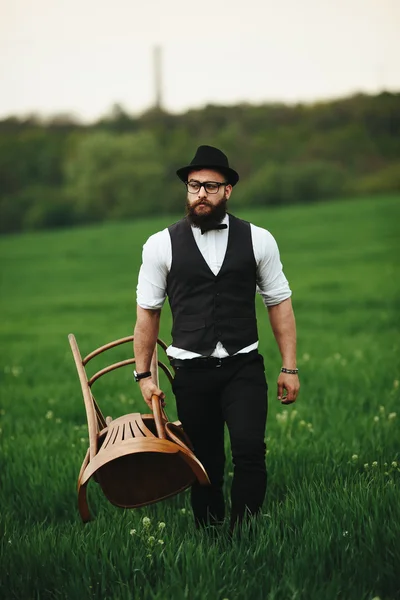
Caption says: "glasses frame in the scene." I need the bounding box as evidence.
[185,180,229,194]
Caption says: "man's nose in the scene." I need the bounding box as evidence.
[197,184,208,198]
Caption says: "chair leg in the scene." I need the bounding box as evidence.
[77,480,91,523]
[77,448,92,523]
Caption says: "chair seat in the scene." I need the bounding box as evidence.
[81,412,207,508]
[95,443,197,508]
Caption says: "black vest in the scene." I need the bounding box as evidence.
[166,214,258,355]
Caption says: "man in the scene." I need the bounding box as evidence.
[134,145,300,532]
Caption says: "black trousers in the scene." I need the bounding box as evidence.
[171,351,268,531]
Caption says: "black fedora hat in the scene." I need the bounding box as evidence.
[176,145,239,186]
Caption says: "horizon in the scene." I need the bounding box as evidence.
[1,89,398,126]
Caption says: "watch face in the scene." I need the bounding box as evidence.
[133,370,150,382]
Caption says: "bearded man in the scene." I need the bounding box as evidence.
[134,145,300,532]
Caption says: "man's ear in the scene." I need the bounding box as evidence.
[225,184,233,200]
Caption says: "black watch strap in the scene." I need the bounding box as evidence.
[133,370,152,382]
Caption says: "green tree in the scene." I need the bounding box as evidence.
[65,131,166,222]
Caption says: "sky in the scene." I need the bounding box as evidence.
[1,0,399,121]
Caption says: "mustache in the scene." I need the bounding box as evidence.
[192,199,212,208]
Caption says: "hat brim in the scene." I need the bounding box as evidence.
[176,164,239,186]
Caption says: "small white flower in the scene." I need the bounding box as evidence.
[158,522,166,530]
[45,411,54,419]
[277,410,288,423]
[391,461,398,468]
[130,529,137,536]
[364,463,369,469]
[351,454,358,461]
[147,536,155,545]
[342,531,349,537]
[142,516,151,527]
[158,539,164,545]
[379,405,385,413]
[299,420,306,427]
[373,416,379,422]
[180,508,186,515]
[372,461,378,467]
[388,412,396,420]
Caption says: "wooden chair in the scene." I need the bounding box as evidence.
[68,334,210,523]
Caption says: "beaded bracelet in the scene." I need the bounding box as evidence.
[281,367,299,374]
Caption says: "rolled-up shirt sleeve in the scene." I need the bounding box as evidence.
[251,224,292,307]
[136,229,170,310]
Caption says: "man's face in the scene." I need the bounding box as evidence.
[185,169,232,226]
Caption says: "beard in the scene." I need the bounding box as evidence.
[186,196,228,229]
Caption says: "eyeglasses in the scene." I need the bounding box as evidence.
[186,180,228,194]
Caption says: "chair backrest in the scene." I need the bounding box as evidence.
[81,335,173,387]
[68,334,174,459]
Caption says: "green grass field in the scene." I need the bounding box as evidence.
[1,195,399,600]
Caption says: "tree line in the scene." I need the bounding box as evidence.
[0,91,399,234]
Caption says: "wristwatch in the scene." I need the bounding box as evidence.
[133,370,152,382]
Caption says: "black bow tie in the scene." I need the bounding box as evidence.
[200,223,228,235]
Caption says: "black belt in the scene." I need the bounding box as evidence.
[169,350,258,369]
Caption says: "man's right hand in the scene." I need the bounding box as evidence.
[139,378,166,411]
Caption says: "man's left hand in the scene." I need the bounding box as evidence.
[277,373,300,404]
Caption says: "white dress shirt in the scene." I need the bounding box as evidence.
[137,214,292,359]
